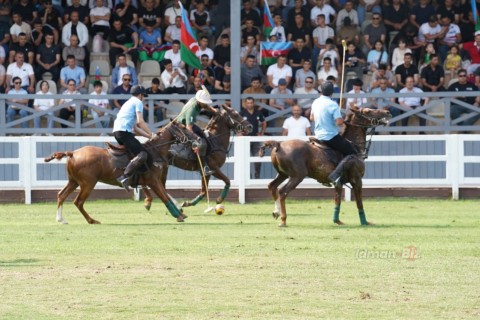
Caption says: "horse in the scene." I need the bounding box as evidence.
[43,121,199,224]
[141,104,253,210]
[259,106,392,227]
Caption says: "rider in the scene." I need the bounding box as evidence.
[113,85,158,191]
[177,86,218,175]
[310,81,357,188]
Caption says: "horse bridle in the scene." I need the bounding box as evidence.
[206,109,252,135]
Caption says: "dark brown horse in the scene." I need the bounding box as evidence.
[260,106,391,227]
[141,104,252,210]
[43,121,199,224]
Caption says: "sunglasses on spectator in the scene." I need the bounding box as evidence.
[14,82,21,84]
[123,78,131,81]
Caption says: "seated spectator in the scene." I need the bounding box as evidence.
[62,34,87,68]
[240,35,259,65]
[398,76,428,133]
[164,0,181,26]
[88,80,110,134]
[144,77,164,123]
[213,34,231,72]
[416,15,442,50]
[60,55,86,93]
[409,0,436,30]
[9,32,34,65]
[395,52,420,91]
[370,63,395,89]
[241,18,261,45]
[215,61,231,93]
[287,37,312,81]
[436,0,460,25]
[111,73,132,111]
[448,69,480,129]
[344,41,366,80]
[310,0,336,27]
[420,53,445,92]
[190,54,215,92]
[383,0,409,38]
[111,53,138,89]
[161,59,187,94]
[419,42,436,71]
[269,78,294,111]
[346,78,367,112]
[164,40,185,71]
[312,14,334,69]
[0,21,10,58]
[164,15,181,43]
[437,15,461,63]
[108,17,139,68]
[287,12,311,47]
[363,13,386,55]
[31,18,54,47]
[463,30,480,76]
[242,76,267,110]
[33,80,55,132]
[187,75,203,94]
[90,0,111,40]
[59,78,82,128]
[6,76,30,129]
[114,0,138,32]
[62,10,89,49]
[444,44,462,80]
[391,23,423,63]
[138,0,162,32]
[266,55,292,92]
[64,0,90,25]
[38,0,62,44]
[286,0,309,32]
[336,1,358,32]
[371,76,400,122]
[216,74,231,94]
[281,104,312,137]
[0,61,6,93]
[391,38,412,72]
[194,35,214,66]
[138,21,163,62]
[326,75,341,104]
[295,59,316,89]
[6,52,35,94]
[367,40,389,73]
[10,12,32,43]
[241,1,261,29]
[357,0,382,26]
[337,17,361,50]
[317,56,338,87]
[190,0,212,40]
[35,32,61,82]
[269,13,286,42]
[294,76,318,117]
[317,38,339,69]
[241,54,264,91]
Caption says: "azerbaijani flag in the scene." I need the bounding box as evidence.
[260,41,293,66]
[263,0,274,39]
[473,0,480,31]
[179,2,202,69]
[156,43,173,61]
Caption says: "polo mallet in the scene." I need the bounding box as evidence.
[195,151,214,213]
[339,39,347,108]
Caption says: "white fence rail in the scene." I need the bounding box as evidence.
[0,134,479,204]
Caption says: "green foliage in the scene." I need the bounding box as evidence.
[0,199,479,319]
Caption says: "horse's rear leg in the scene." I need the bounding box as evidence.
[351,181,371,225]
[73,183,100,224]
[148,181,186,222]
[56,180,78,224]
[333,186,345,225]
[142,186,153,211]
[277,176,304,227]
[268,173,288,220]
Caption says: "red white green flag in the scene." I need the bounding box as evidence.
[179,2,202,69]
[260,41,293,66]
[263,0,274,39]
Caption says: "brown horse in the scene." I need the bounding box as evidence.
[259,106,391,227]
[43,121,199,224]
[141,104,252,210]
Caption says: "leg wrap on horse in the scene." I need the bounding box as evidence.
[358,209,368,225]
[328,154,357,186]
[124,151,148,177]
[190,194,204,206]
[220,184,230,199]
[333,205,340,222]
[165,200,181,218]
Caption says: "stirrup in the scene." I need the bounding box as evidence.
[117,176,131,192]
[203,166,214,176]
[331,176,342,188]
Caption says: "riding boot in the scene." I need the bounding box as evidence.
[117,151,148,192]
[201,156,214,176]
[328,155,355,188]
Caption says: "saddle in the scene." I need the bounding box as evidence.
[105,142,152,175]
[169,137,211,161]
[308,137,331,150]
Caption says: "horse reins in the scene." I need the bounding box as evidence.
[344,111,384,159]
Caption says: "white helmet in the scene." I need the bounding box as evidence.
[195,85,212,104]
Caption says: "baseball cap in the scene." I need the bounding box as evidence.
[278,78,287,86]
[131,85,148,97]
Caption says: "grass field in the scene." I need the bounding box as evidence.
[0,198,479,319]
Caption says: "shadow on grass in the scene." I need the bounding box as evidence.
[0,258,42,267]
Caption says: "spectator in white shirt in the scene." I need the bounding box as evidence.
[346,78,367,112]
[161,58,187,94]
[282,104,312,137]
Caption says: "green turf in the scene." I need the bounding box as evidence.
[0,198,479,319]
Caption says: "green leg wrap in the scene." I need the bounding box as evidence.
[220,185,230,199]
[190,194,204,206]
[359,209,368,225]
[166,200,181,218]
[333,205,340,222]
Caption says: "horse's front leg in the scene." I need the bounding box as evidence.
[333,185,345,225]
[142,186,153,211]
[182,175,211,207]
[211,170,230,204]
[148,180,186,222]
[351,180,371,225]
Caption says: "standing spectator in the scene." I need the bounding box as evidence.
[6,52,35,94]
[312,14,334,69]
[59,78,83,128]
[409,0,436,30]
[62,10,89,48]
[295,59,316,89]
[138,0,162,32]
[294,76,318,116]
[363,13,386,56]
[212,34,231,72]
[448,69,480,128]
[35,32,61,82]
[164,40,185,71]
[287,13,311,47]
[108,17,139,68]
[398,76,429,133]
[266,55,293,91]
[346,78,367,112]
[269,13,286,42]
[111,53,138,88]
[164,0,181,26]
[240,96,266,179]
[62,34,87,68]
[90,0,111,40]
[138,20,163,62]
[10,13,32,43]
[282,104,312,137]
[60,54,86,93]
[420,53,445,92]
[33,80,55,133]
[344,41,366,80]
[112,74,132,111]
[317,56,338,86]
[88,80,110,134]
[115,0,138,32]
[194,35,214,65]
[190,54,215,92]
[9,32,34,65]
[161,59,187,94]
[144,77,164,123]
[357,0,381,26]
[190,0,212,41]
[336,1,358,32]
[164,15,181,43]
[395,52,420,91]
[241,55,264,91]
[310,0,336,27]
[437,15,461,63]
[371,76,400,121]
[6,77,30,129]
[269,78,294,111]
[64,0,90,25]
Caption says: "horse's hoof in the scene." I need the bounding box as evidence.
[89,220,101,224]
[179,212,188,220]
[334,220,345,225]
[272,211,279,220]
[364,221,374,226]
[278,223,287,227]
[144,203,151,211]
[57,219,68,225]
[176,217,185,222]
[181,201,190,208]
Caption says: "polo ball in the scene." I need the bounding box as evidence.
[215,204,225,215]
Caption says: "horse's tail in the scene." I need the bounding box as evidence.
[259,140,280,157]
[44,152,74,162]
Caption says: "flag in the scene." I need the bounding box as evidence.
[260,41,293,66]
[156,43,173,61]
[179,2,202,69]
[473,0,480,31]
[263,0,274,39]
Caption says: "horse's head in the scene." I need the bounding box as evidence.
[207,104,252,135]
[147,121,200,148]
[349,106,392,128]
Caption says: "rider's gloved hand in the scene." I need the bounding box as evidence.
[150,132,159,141]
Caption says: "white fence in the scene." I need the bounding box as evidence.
[0,134,479,204]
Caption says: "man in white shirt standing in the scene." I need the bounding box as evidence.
[282,104,312,137]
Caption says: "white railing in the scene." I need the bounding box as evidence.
[0,134,479,204]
